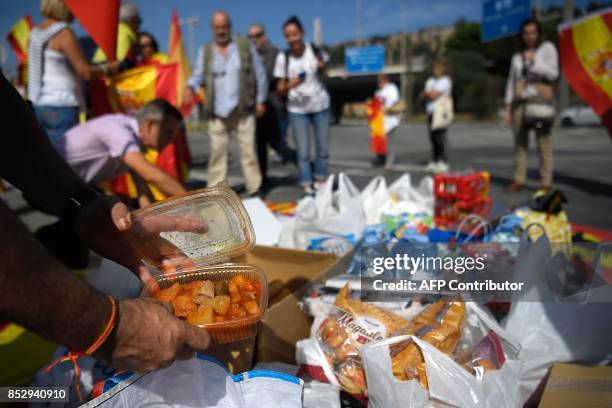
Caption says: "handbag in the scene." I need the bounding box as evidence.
[431,95,454,130]
[514,53,557,126]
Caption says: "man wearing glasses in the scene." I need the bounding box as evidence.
[248,23,294,190]
[187,11,267,197]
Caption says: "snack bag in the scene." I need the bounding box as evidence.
[390,301,466,389]
[465,331,505,379]
[315,285,411,395]
[362,302,521,408]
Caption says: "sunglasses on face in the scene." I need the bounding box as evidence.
[140,43,154,48]
[249,31,264,40]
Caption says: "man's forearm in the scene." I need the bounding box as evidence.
[149,170,186,197]
[0,200,111,351]
[0,74,86,216]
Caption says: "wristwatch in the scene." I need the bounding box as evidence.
[61,186,103,232]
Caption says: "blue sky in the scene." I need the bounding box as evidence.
[0,0,599,76]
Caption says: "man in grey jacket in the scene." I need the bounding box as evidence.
[248,23,295,189]
[188,11,267,196]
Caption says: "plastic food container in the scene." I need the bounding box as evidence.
[131,183,268,344]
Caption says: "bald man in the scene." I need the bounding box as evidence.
[188,11,268,196]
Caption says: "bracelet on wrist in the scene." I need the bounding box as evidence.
[85,295,118,355]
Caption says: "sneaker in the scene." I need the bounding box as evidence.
[313,180,326,192]
[424,161,438,172]
[303,185,315,197]
[435,161,449,173]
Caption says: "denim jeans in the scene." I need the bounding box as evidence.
[34,105,79,149]
[288,108,330,186]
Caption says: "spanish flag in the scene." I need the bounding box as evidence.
[6,15,32,84]
[559,9,612,136]
[112,63,179,112]
[168,10,191,108]
[366,96,387,155]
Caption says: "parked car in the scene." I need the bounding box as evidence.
[560,105,602,127]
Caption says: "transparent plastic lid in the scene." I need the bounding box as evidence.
[129,183,255,273]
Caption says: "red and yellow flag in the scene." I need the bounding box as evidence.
[168,10,192,108]
[366,97,387,155]
[112,63,179,112]
[6,15,32,65]
[6,15,33,85]
[559,9,612,135]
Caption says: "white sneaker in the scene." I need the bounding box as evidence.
[424,161,437,172]
[435,161,449,173]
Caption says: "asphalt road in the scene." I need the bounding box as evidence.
[185,121,612,231]
[4,121,612,233]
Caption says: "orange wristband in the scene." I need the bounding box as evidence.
[85,295,118,355]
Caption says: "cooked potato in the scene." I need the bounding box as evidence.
[187,305,214,325]
[172,294,197,317]
[210,295,231,315]
[243,300,260,315]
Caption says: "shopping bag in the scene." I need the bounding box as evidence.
[519,208,572,244]
[81,354,303,408]
[293,173,365,253]
[360,176,389,225]
[380,174,434,217]
[362,303,521,408]
[503,228,612,405]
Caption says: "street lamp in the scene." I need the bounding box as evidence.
[179,15,200,65]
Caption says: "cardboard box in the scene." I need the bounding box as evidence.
[539,363,612,408]
[234,245,346,365]
[209,245,343,373]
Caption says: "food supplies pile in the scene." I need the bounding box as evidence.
[267,172,610,407]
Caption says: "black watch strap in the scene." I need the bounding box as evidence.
[61,186,103,231]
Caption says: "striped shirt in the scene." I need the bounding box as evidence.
[28,22,82,107]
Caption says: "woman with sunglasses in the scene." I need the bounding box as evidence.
[137,32,168,66]
[274,16,330,196]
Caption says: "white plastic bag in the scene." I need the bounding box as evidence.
[303,381,341,408]
[81,355,303,408]
[380,174,434,217]
[362,303,521,408]
[360,176,389,225]
[503,230,612,405]
[293,173,365,253]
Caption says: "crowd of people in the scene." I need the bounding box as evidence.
[20,0,561,201]
[0,0,563,390]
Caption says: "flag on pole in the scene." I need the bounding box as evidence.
[6,15,33,84]
[64,0,119,61]
[6,15,32,64]
[168,10,192,108]
[558,9,612,135]
[366,97,387,155]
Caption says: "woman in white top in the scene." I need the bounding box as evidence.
[422,59,452,172]
[274,16,330,196]
[28,0,117,149]
[503,19,559,192]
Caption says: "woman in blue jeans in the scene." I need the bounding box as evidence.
[274,16,330,196]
